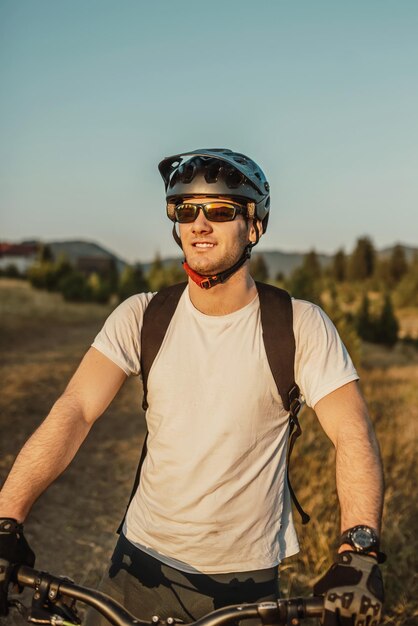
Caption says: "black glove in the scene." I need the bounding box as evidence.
[0,518,35,616]
[313,552,384,626]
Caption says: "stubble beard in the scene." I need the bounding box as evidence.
[186,229,250,276]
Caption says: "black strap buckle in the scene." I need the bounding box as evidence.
[288,384,301,417]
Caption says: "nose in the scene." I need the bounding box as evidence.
[191,207,213,234]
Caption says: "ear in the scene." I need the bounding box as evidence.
[248,219,263,244]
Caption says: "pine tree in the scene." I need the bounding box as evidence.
[375,293,399,347]
[286,250,322,304]
[355,293,375,342]
[37,243,54,263]
[287,265,321,305]
[388,244,408,283]
[348,237,375,281]
[148,253,166,291]
[118,265,149,300]
[250,254,269,282]
[302,249,322,279]
[332,249,347,282]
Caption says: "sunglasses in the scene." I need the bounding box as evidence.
[167,200,252,224]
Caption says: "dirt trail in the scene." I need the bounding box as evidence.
[0,281,146,623]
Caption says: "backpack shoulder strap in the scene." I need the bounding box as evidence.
[256,282,310,524]
[256,282,300,413]
[116,281,187,534]
[141,282,188,411]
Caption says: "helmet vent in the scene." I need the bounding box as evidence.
[225,167,245,189]
[205,161,222,183]
[179,162,196,184]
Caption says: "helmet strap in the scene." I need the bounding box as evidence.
[172,224,183,249]
[183,241,255,289]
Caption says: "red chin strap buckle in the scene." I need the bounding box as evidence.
[182,262,222,289]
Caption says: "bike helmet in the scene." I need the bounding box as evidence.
[158,148,270,232]
[158,148,270,289]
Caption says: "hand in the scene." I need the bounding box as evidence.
[0,518,35,616]
[313,552,384,626]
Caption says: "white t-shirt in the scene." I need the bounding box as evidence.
[92,287,358,574]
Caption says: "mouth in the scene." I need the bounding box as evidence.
[192,242,216,249]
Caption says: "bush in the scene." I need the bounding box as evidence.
[355,292,399,347]
[394,257,418,307]
[375,293,399,347]
[147,255,184,291]
[0,264,22,278]
[87,273,112,304]
[27,257,73,292]
[59,271,91,302]
[286,265,322,305]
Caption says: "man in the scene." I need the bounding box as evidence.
[0,149,384,626]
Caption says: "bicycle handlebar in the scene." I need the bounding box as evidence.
[13,565,324,626]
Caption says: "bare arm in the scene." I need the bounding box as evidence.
[314,380,384,538]
[0,347,127,522]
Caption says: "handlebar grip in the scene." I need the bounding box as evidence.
[297,596,324,618]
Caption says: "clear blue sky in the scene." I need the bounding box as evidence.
[1,0,417,263]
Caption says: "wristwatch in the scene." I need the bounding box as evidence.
[340,525,380,554]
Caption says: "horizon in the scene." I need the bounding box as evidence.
[2,235,416,267]
[1,1,417,262]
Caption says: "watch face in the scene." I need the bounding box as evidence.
[352,527,375,550]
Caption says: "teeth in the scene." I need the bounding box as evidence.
[195,243,214,248]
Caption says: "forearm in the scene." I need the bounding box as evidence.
[0,393,93,522]
[335,418,384,534]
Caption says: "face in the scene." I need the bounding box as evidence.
[177,196,258,275]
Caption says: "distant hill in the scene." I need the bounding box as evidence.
[23,239,127,273]
[251,249,331,278]
[18,239,417,278]
[378,245,417,263]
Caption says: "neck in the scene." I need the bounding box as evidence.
[187,264,257,315]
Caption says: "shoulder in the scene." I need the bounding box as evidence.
[291,298,333,336]
[109,292,156,324]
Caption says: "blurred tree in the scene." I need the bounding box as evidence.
[286,249,322,304]
[148,255,185,291]
[88,273,112,304]
[355,293,375,342]
[37,243,54,263]
[164,261,185,286]
[348,237,375,280]
[250,254,269,282]
[332,248,347,282]
[118,264,149,300]
[59,271,91,302]
[148,253,166,291]
[286,265,321,305]
[1,264,21,278]
[324,287,361,368]
[388,244,408,283]
[27,254,73,292]
[373,258,392,289]
[375,293,399,347]
[395,255,418,307]
[302,249,322,279]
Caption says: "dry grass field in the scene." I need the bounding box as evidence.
[1,279,417,625]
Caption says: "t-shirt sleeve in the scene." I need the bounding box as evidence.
[293,300,359,408]
[91,292,155,379]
